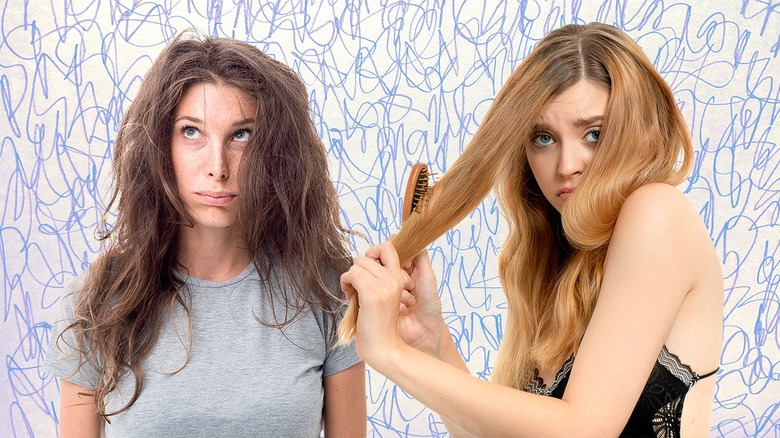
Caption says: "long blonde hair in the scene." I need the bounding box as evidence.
[339,23,692,389]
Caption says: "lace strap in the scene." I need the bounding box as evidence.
[657,345,696,386]
[658,345,719,386]
[524,355,574,396]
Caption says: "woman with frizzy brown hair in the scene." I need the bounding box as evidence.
[339,23,722,437]
[45,31,366,437]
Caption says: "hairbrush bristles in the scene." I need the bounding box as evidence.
[402,163,432,222]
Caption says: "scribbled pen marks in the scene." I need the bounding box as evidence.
[0,1,777,437]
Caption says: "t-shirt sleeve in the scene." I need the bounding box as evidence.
[320,267,362,377]
[43,277,100,389]
[321,308,362,377]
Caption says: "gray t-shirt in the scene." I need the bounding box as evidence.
[44,262,362,437]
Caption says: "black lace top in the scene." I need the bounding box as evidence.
[524,345,718,437]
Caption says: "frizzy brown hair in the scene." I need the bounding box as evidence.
[58,31,352,418]
[338,23,693,389]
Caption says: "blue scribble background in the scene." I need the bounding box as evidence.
[0,1,777,436]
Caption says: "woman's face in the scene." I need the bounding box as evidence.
[171,82,256,232]
[526,80,609,212]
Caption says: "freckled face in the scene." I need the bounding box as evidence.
[526,80,609,212]
[171,83,256,232]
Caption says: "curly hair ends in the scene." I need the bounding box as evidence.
[61,30,352,418]
[340,23,694,388]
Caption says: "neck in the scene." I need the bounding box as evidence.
[176,225,252,282]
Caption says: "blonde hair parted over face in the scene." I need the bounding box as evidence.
[338,23,693,389]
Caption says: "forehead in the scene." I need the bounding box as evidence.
[537,80,609,124]
[175,82,257,117]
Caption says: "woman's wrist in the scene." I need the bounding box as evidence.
[437,331,469,372]
[410,320,460,363]
[364,338,407,376]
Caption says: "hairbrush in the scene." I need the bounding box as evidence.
[402,163,432,222]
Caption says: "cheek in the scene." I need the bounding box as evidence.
[525,152,551,187]
[228,150,245,182]
[228,150,244,172]
[171,149,196,187]
[171,145,186,173]
[582,147,596,170]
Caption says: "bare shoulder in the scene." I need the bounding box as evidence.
[609,183,719,285]
[614,182,722,271]
[617,183,699,226]
[613,183,709,247]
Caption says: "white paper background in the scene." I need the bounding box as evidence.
[0,1,777,436]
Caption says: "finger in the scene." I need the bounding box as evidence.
[353,255,389,277]
[400,289,416,307]
[340,270,357,297]
[364,243,383,261]
[361,243,403,277]
[389,234,416,270]
[340,266,377,295]
[341,267,391,303]
[411,249,434,276]
[401,269,414,292]
[376,241,402,272]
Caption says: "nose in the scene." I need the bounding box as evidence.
[557,141,589,178]
[206,140,229,181]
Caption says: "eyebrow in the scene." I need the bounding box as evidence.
[571,115,604,127]
[174,116,256,127]
[533,115,604,132]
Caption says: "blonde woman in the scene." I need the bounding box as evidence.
[340,23,722,437]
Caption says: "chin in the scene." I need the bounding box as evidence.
[190,215,239,230]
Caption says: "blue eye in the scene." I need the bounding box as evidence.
[182,126,200,139]
[533,132,555,148]
[585,128,600,144]
[233,129,250,142]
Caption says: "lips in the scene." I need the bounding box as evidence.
[196,191,237,206]
[557,186,575,200]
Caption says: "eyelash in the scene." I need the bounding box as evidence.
[532,128,601,147]
[179,125,252,141]
[233,129,251,141]
[532,132,555,148]
[181,125,199,137]
[584,128,600,143]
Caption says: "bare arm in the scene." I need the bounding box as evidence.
[343,184,719,437]
[323,361,367,438]
[427,329,479,438]
[58,379,103,438]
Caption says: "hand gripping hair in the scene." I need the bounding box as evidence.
[337,163,433,342]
